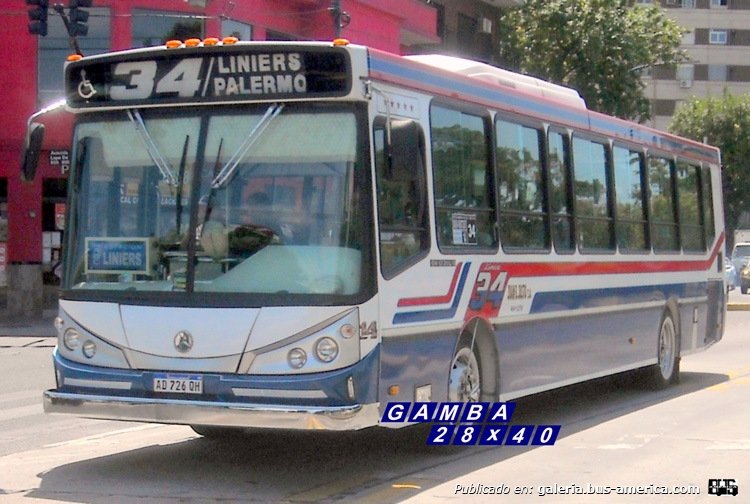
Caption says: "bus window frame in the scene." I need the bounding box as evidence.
[429,99,497,255]
[675,158,709,254]
[546,126,576,255]
[494,112,551,254]
[611,142,650,255]
[570,133,616,254]
[646,151,681,255]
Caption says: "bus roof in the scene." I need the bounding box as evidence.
[368,48,720,165]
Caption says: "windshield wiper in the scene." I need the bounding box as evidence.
[127,109,178,186]
[175,135,190,234]
[210,103,284,188]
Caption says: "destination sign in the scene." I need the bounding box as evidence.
[66,46,351,108]
[85,238,150,275]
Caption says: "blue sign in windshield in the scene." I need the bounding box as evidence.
[85,238,149,275]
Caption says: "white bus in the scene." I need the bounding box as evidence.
[39,39,726,435]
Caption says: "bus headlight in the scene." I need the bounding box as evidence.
[82,340,97,358]
[287,348,307,369]
[314,337,339,362]
[63,328,81,351]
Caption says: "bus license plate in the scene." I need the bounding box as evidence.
[153,374,203,394]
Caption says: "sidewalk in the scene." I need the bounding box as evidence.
[0,307,58,338]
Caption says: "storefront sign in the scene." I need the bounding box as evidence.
[49,150,70,174]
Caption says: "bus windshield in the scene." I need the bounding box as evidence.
[64,104,371,303]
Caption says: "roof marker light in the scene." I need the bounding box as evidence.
[66,54,83,62]
[332,38,350,46]
[184,38,201,47]
[203,37,219,46]
[222,36,239,45]
[166,40,182,49]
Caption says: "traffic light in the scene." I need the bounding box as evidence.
[68,0,92,37]
[27,0,49,37]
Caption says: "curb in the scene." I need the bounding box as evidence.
[728,303,750,311]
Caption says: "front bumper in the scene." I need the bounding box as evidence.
[43,391,380,430]
[44,346,381,431]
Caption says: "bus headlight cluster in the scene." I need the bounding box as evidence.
[63,328,80,351]
[250,309,361,375]
[56,311,130,368]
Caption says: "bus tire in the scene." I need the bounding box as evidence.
[448,340,482,402]
[647,311,680,389]
[190,424,246,439]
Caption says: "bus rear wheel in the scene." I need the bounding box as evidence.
[448,344,481,402]
[647,312,680,389]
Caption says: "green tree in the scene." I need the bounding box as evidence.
[496,0,685,121]
[669,92,750,243]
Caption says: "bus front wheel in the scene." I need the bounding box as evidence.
[448,343,482,402]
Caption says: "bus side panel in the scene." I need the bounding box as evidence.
[678,300,707,354]
[379,331,458,405]
[705,280,725,345]
[496,307,662,396]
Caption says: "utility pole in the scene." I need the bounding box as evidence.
[331,0,342,38]
[330,0,350,39]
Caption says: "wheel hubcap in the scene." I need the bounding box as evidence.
[658,318,676,380]
[449,347,480,402]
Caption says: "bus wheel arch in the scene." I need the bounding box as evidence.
[448,318,498,402]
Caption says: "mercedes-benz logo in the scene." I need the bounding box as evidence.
[173,331,193,353]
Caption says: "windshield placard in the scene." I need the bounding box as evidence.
[66,46,351,108]
[85,238,151,275]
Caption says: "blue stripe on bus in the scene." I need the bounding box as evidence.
[530,282,707,313]
[392,262,472,324]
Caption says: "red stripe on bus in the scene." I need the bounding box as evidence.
[397,263,463,307]
[495,234,725,278]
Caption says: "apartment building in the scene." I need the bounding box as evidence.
[638,0,750,129]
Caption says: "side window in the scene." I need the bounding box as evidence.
[548,131,574,252]
[677,162,705,252]
[648,156,680,252]
[496,119,548,250]
[430,105,495,249]
[613,146,648,251]
[374,120,429,277]
[701,166,716,245]
[573,137,614,251]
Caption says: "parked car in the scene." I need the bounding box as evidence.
[725,257,738,292]
[741,263,750,294]
[731,242,750,273]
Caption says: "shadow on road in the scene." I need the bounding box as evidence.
[26,369,728,503]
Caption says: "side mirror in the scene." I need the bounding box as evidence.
[21,122,45,182]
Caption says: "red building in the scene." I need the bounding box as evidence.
[1,0,515,317]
